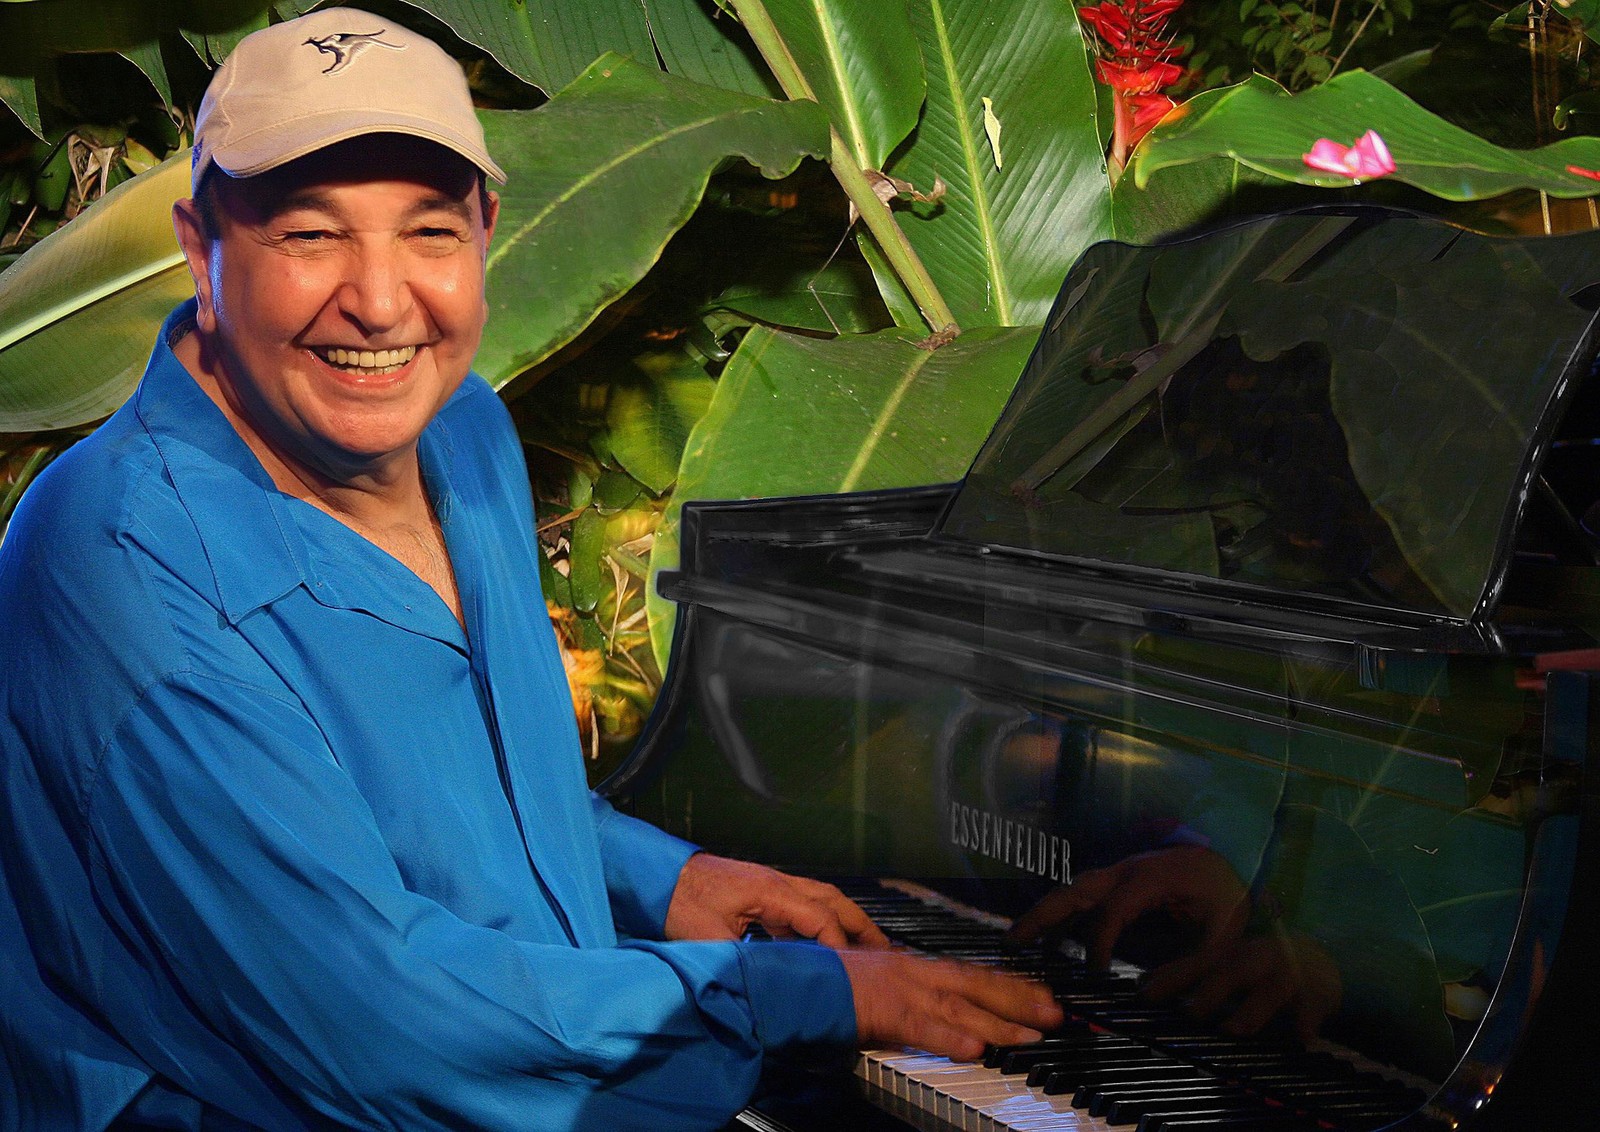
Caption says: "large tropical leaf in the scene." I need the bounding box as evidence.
[647,323,1037,666]
[709,256,886,334]
[645,0,780,99]
[0,72,39,136]
[749,0,924,169]
[1110,78,1285,243]
[600,349,718,496]
[182,11,268,66]
[0,151,191,431]
[476,55,828,387]
[120,40,173,105]
[401,0,654,94]
[884,0,1110,328]
[180,1,320,66]
[1134,70,1600,201]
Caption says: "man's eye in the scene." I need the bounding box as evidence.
[284,230,334,243]
[415,226,466,240]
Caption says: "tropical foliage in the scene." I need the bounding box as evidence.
[5,0,1600,775]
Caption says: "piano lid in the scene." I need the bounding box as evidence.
[936,209,1600,625]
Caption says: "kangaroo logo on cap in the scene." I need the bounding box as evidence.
[304,30,404,75]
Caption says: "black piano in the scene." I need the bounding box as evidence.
[604,208,1600,1131]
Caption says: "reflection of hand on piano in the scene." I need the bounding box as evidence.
[1007,845,1250,968]
[840,949,1064,1063]
[664,852,890,948]
[1145,930,1342,1041]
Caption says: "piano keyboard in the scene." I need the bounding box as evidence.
[840,881,1442,1132]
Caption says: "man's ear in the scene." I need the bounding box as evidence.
[171,198,217,334]
[482,189,499,248]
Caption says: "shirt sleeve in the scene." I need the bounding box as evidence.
[587,792,699,940]
[86,670,855,1131]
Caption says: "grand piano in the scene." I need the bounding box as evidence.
[603,208,1600,1130]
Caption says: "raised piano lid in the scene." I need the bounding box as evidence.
[611,208,1600,1128]
[936,206,1600,640]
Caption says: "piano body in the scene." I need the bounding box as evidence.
[604,209,1600,1130]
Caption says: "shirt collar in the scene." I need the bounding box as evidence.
[136,300,308,625]
[134,300,469,632]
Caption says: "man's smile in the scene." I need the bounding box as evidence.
[312,344,420,375]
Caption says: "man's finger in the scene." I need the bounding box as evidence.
[797,880,889,949]
[842,951,1062,1061]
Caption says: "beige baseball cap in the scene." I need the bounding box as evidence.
[191,6,506,193]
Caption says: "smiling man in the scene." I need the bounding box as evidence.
[0,8,1058,1131]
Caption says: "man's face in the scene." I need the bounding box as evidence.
[175,135,497,481]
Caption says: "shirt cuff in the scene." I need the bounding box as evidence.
[734,940,856,1048]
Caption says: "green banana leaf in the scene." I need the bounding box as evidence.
[645,0,780,99]
[1111,78,1285,242]
[750,0,924,169]
[182,11,267,66]
[1134,70,1600,200]
[709,256,886,334]
[0,0,311,134]
[179,1,318,66]
[0,150,191,431]
[647,322,1037,667]
[0,72,38,136]
[401,0,654,94]
[476,54,828,386]
[600,349,717,496]
[120,40,173,105]
[884,0,1111,328]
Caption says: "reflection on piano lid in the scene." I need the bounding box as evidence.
[606,208,1600,1129]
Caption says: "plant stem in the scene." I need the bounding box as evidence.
[1328,0,1381,79]
[728,0,959,337]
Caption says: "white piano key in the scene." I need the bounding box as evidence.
[858,1048,1131,1132]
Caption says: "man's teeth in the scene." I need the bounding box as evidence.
[318,346,418,373]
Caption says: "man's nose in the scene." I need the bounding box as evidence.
[336,244,413,331]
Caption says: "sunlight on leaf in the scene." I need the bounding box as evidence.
[477,55,828,387]
[0,151,191,430]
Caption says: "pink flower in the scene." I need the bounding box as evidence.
[1302,130,1396,180]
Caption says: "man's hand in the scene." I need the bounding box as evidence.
[664,853,890,949]
[1006,845,1249,968]
[841,950,1064,1062]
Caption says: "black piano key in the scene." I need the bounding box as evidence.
[1041,1062,1214,1094]
[852,881,1435,1132]
[1025,1053,1167,1088]
[981,1024,1100,1066]
[1023,1052,1185,1084]
[996,1038,1146,1074]
[1141,1113,1324,1132]
[1101,1088,1260,1122]
[1161,1036,1306,1053]
[1116,1094,1274,1122]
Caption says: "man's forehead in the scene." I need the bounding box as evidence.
[216,134,482,217]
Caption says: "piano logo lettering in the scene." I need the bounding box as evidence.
[948,802,1070,883]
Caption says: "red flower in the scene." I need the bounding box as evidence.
[1095,58,1184,94]
[1126,92,1178,135]
[1080,1,1188,174]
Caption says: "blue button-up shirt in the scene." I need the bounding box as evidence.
[0,302,854,1130]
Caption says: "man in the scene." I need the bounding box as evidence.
[0,9,1059,1129]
